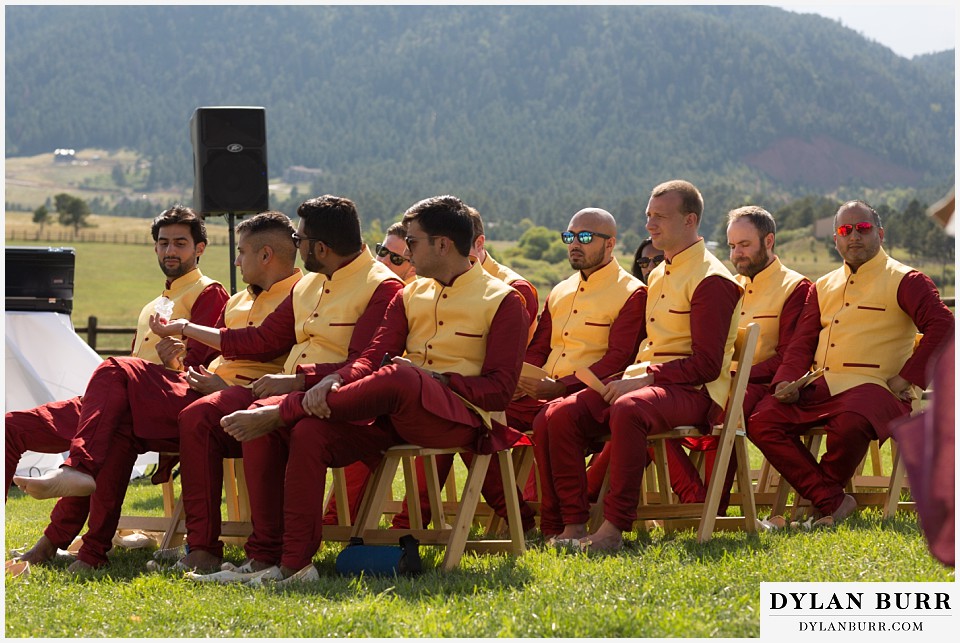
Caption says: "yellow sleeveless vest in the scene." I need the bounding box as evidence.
[283,249,402,374]
[813,250,916,395]
[133,268,218,364]
[481,252,539,342]
[735,257,807,364]
[207,271,302,386]
[632,239,742,408]
[543,258,643,379]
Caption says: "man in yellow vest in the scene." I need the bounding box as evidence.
[8,205,228,565]
[148,196,404,572]
[191,195,529,583]
[390,204,547,531]
[749,200,953,527]
[533,180,743,551]
[375,221,417,283]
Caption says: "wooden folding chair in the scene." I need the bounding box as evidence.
[350,444,526,571]
[588,323,761,543]
[135,457,252,550]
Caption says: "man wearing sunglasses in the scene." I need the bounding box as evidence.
[748,200,953,528]
[390,204,543,531]
[203,195,530,583]
[375,222,416,283]
[147,195,404,572]
[534,180,743,551]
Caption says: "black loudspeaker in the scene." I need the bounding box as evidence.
[190,106,269,215]
[5,247,76,314]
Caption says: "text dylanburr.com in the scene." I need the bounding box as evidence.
[761,582,955,640]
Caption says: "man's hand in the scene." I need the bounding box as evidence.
[156,337,185,371]
[886,374,915,402]
[602,373,653,405]
[772,380,799,404]
[148,314,187,338]
[185,365,228,395]
[516,375,565,401]
[302,375,342,418]
[250,373,305,399]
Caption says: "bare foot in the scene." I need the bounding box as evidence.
[814,494,858,528]
[14,467,96,499]
[178,550,223,572]
[580,520,623,552]
[67,559,98,574]
[554,524,588,542]
[15,535,57,565]
[220,405,283,442]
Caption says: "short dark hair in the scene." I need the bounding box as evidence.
[385,221,407,238]
[728,205,777,246]
[296,195,363,256]
[236,211,297,263]
[651,180,704,223]
[401,195,473,256]
[236,210,296,238]
[631,237,655,281]
[151,205,207,245]
[465,205,484,244]
[835,200,882,228]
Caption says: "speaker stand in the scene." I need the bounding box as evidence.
[227,212,238,295]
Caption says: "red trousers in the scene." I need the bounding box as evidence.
[66,357,197,475]
[5,397,90,547]
[747,378,909,516]
[177,387,247,558]
[585,380,768,509]
[534,384,718,535]
[244,366,484,570]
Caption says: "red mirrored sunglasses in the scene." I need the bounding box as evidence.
[836,222,874,237]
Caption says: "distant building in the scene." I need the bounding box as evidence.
[283,165,324,183]
[53,148,76,163]
[813,216,835,239]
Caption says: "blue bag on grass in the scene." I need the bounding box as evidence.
[335,535,422,576]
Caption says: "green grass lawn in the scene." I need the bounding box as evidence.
[4,477,951,638]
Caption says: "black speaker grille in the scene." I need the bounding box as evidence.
[201,149,269,213]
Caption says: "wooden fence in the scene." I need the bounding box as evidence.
[75,297,955,357]
[5,229,232,246]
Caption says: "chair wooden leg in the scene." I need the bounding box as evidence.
[884,446,908,519]
[698,425,736,542]
[332,467,350,527]
[402,456,423,530]
[158,496,185,550]
[441,454,491,571]
[353,455,401,537]
[734,436,758,533]
[497,450,526,555]
[423,454,446,529]
[653,440,672,504]
[588,470,609,532]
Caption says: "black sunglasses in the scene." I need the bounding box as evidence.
[560,230,612,245]
[375,243,409,266]
[291,232,323,249]
[637,255,665,269]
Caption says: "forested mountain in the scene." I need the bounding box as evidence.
[5,5,954,234]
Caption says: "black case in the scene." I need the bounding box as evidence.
[5,246,76,314]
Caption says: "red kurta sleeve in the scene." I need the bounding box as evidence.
[647,276,741,387]
[556,287,648,393]
[219,291,298,363]
[523,301,554,367]
[182,283,229,370]
[295,279,404,387]
[511,279,539,334]
[445,291,526,411]
[897,271,954,388]
[773,286,823,385]
[334,290,410,384]
[749,279,813,384]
